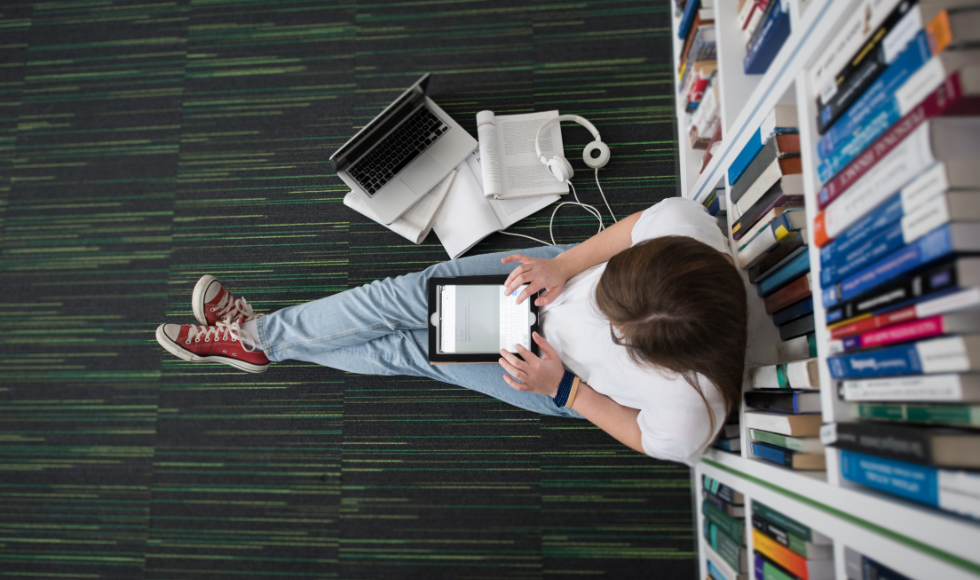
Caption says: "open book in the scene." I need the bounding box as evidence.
[343,171,455,244]
[433,152,559,259]
[475,110,569,199]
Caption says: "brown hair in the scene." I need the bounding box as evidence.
[594,236,747,446]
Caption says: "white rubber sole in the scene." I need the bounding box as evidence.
[191,274,219,326]
[155,324,268,373]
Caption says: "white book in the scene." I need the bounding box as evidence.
[750,358,821,390]
[900,191,980,243]
[743,411,822,437]
[777,334,814,363]
[432,153,559,259]
[475,109,569,199]
[841,373,980,402]
[734,171,803,217]
[343,170,455,244]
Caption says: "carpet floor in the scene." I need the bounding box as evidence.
[0,0,696,577]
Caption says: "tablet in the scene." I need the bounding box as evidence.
[427,275,540,364]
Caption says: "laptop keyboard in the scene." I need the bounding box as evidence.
[348,107,449,196]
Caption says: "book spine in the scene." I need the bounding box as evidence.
[855,402,980,426]
[817,30,931,166]
[759,252,810,298]
[735,192,804,241]
[779,314,815,342]
[839,449,940,507]
[825,422,936,465]
[729,128,763,187]
[752,442,795,467]
[704,475,741,504]
[829,303,917,339]
[816,76,959,212]
[738,216,799,268]
[831,223,953,306]
[765,273,811,314]
[745,393,803,414]
[703,501,745,543]
[820,221,906,287]
[755,554,799,580]
[706,521,745,573]
[752,501,814,542]
[702,489,739,515]
[751,529,808,579]
[857,314,948,348]
[772,297,813,326]
[732,136,778,204]
[743,0,791,75]
[678,0,700,39]
[841,374,970,403]
[707,558,735,580]
[749,234,806,283]
[828,335,974,379]
[819,192,902,268]
[816,3,924,137]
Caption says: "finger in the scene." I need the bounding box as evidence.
[516,282,544,305]
[498,358,527,382]
[499,348,528,371]
[534,286,558,306]
[515,342,541,364]
[532,332,558,357]
[502,374,525,391]
[501,254,528,265]
[504,265,530,294]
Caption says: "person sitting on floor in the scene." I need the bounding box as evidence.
[154,197,747,465]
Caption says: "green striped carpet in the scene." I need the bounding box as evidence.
[0,0,695,577]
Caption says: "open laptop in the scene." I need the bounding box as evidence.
[330,74,478,225]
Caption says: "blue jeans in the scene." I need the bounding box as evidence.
[255,244,584,419]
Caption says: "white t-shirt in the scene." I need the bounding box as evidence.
[540,197,733,465]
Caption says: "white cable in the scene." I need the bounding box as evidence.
[500,171,616,246]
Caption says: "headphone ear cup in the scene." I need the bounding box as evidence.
[547,156,574,182]
[582,141,611,169]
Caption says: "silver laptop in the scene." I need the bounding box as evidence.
[330,73,478,225]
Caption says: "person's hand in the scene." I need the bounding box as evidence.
[501,254,572,306]
[498,332,566,397]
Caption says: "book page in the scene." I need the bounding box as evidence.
[467,151,559,228]
[493,110,570,199]
[432,162,504,259]
[476,110,502,197]
[342,171,455,244]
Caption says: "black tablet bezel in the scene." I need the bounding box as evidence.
[427,275,541,364]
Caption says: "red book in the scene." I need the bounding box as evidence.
[764,273,812,315]
[834,313,980,352]
[815,70,980,215]
[830,304,917,340]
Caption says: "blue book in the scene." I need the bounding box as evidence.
[822,223,978,308]
[820,192,903,268]
[772,296,812,326]
[826,334,980,379]
[820,221,906,287]
[840,450,980,521]
[728,128,765,187]
[743,0,791,75]
[816,31,930,163]
[677,0,700,40]
[728,107,798,186]
[758,251,810,298]
[706,559,726,580]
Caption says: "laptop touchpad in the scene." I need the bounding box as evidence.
[400,154,447,194]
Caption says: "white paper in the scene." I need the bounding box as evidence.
[343,171,455,244]
[475,109,569,199]
[432,162,504,259]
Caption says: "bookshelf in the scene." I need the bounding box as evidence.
[671,1,980,579]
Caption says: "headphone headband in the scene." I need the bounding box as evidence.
[535,114,601,162]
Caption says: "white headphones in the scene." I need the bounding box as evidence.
[495,114,615,247]
[535,114,611,182]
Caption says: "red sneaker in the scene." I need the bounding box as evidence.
[155,318,269,373]
[192,275,262,326]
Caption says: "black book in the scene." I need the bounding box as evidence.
[815,0,918,134]
[730,136,800,205]
[824,258,975,325]
[824,421,980,469]
[745,390,821,413]
[779,313,814,341]
[731,178,804,240]
[748,234,806,284]
[772,296,813,326]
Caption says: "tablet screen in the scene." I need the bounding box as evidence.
[437,284,530,354]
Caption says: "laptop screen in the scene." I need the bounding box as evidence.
[329,73,431,172]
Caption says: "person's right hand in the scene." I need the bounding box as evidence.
[501,254,572,306]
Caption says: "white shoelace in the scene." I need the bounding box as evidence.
[211,292,261,322]
[185,318,259,352]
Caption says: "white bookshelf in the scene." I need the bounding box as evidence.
[672,1,980,579]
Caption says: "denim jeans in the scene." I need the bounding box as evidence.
[255,244,584,419]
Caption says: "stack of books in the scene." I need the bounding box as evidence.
[751,501,833,580]
[738,0,790,75]
[745,358,825,470]
[809,0,980,522]
[702,476,748,580]
[713,421,741,454]
[676,0,721,169]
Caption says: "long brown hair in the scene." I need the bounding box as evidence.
[594,236,747,446]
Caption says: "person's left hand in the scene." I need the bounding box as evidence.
[498,332,566,397]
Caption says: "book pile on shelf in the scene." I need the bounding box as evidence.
[676,0,722,172]
[713,419,742,454]
[703,185,728,233]
[702,476,748,580]
[751,501,833,580]
[738,0,790,75]
[807,0,980,522]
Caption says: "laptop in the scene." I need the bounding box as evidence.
[330,73,478,225]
